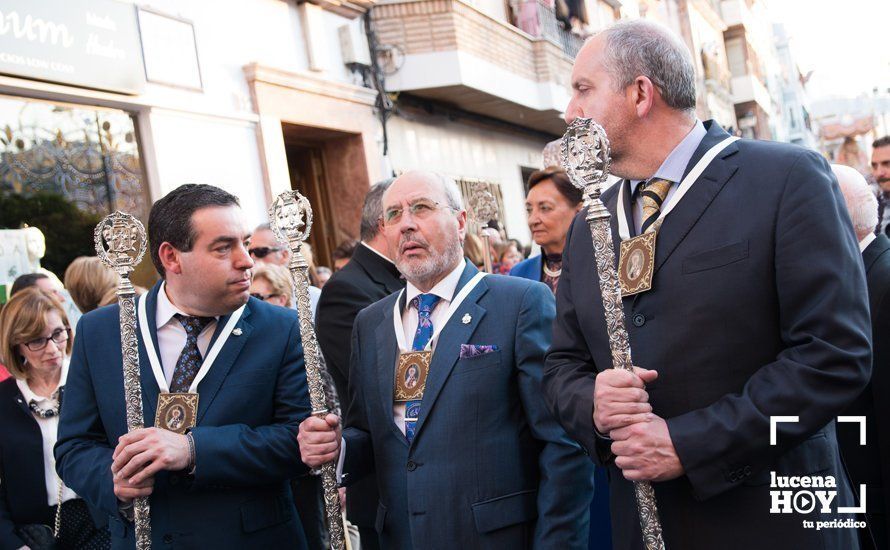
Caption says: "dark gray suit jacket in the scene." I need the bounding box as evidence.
[839,233,890,549]
[544,121,872,550]
[343,262,593,549]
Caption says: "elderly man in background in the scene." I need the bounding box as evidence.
[299,170,593,549]
[834,164,890,550]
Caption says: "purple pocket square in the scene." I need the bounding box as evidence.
[460,344,499,359]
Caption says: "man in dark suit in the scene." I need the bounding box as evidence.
[316,178,403,549]
[56,184,313,548]
[299,171,593,548]
[543,20,871,550]
[835,164,890,550]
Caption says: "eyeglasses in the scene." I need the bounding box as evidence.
[23,327,70,352]
[248,246,285,259]
[382,199,455,226]
[250,292,279,301]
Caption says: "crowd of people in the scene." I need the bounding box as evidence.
[0,17,888,550]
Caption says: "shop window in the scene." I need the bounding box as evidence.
[0,95,148,279]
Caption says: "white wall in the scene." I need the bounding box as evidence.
[147,109,269,225]
[387,114,550,243]
[114,0,362,224]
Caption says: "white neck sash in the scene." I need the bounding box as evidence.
[138,290,246,394]
[393,271,487,352]
[618,136,739,241]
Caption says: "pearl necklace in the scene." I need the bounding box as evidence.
[542,263,562,278]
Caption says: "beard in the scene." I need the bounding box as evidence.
[396,231,464,287]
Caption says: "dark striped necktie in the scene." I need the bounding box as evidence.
[638,178,673,234]
[170,314,214,393]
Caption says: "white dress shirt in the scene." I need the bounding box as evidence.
[860,232,876,253]
[156,282,217,385]
[360,241,395,265]
[16,362,78,507]
[392,259,466,434]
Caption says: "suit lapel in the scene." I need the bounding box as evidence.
[137,283,162,426]
[652,124,739,274]
[194,306,253,423]
[412,265,489,443]
[375,297,407,446]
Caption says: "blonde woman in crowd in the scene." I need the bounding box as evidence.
[249,263,294,308]
[63,256,118,314]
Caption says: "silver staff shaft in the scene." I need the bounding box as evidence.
[285,252,346,550]
[269,190,344,549]
[584,199,665,550]
[561,117,665,550]
[95,211,151,550]
[117,283,152,550]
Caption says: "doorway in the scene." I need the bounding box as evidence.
[282,123,371,270]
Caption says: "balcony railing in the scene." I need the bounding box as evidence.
[521,0,584,59]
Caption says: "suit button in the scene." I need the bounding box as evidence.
[163,534,174,544]
[407,460,417,471]
[632,314,646,327]
[743,466,752,476]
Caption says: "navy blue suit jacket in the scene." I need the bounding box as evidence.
[342,261,593,549]
[55,283,312,549]
[544,122,872,550]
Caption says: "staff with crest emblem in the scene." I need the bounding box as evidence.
[269,190,347,550]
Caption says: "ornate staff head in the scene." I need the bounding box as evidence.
[561,117,611,203]
[467,181,498,227]
[94,212,146,282]
[269,190,313,266]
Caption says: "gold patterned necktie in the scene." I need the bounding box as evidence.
[638,178,673,234]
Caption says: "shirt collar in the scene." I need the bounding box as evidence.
[16,358,68,404]
[156,281,217,329]
[860,232,876,253]
[405,258,466,308]
[629,119,707,194]
[361,241,395,265]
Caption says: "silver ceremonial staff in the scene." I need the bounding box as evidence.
[467,181,499,273]
[560,118,666,550]
[95,212,151,550]
[269,191,346,550]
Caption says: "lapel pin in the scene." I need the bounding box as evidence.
[232,328,243,336]
[461,313,471,324]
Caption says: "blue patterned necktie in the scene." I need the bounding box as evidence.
[170,314,214,393]
[411,293,441,351]
[405,293,440,443]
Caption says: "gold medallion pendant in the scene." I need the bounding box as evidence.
[394,350,432,402]
[618,231,657,297]
[155,392,198,434]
